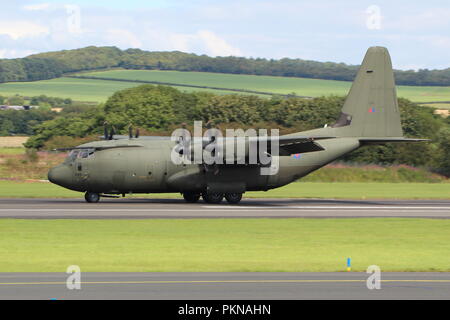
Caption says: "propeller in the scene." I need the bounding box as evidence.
[204,120,219,175]
[127,124,140,139]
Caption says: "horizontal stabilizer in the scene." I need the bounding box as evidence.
[359,137,430,145]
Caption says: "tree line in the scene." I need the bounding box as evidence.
[21,85,450,177]
[0,46,449,86]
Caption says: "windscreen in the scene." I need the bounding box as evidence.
[64,149,95,163]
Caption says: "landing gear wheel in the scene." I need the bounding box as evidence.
[85,192,100,203]
[183,192,201,203]
[225,193,243,204]
[202,192,224,204]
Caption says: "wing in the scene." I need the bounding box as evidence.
[189,135,334,161]
[276,136,333,155]
[54,144,144,152]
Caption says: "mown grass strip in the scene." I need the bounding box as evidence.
[1,218,449,272]
[0,181,449,199]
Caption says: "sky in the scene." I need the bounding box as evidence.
[0,0,449,70]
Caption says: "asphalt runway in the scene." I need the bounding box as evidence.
[0,198,450,219]
[0,272,448,300]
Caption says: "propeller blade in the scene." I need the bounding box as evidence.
[128,125,133,139]
[103,121,108,140]
[109,126,116,140]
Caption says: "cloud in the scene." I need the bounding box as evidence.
[197,30,242,56]
[169,30,242,56]
[0,21,49,40]
[22,3,50,11]
[0,1,447,69]
[385,7,450,31]
[106,29,142,48]
[0,49,37,59]
[424,35,450,49]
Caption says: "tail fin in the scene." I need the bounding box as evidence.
[332,46,403,138]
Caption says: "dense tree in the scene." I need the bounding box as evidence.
[0,108,55,136]
[434,128,450,176]
[0,46,449,86]
[7,95,25,106]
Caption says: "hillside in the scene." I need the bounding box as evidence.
[0,46,449,86]
[1,70,450,104]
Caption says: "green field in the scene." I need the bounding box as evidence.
[0,147,25,155]
[0,70,449,103]
[1,218,449,272]
[0,78,139,102]
[0,76,240,102]
[82,69,450,103]
[0,180,449,199]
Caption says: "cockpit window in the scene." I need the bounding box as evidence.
[77,149,95,159]
[67,150,79,162]
[80,150,89,158]
[64,149,95,163]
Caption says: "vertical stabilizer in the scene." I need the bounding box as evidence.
[333,47,403,138]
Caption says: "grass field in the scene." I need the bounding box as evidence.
[0,70,449,103]
[81,69,450,103]
[0,78,138,102]
[0,180,449,199]
[0,76,238,102]
[0,147,25,155]
[1,218,449,272]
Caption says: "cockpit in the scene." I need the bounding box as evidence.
[65,148,95,163]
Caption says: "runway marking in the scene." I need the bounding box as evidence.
[203,206,450,210]
[1,279,450,286]
[1,206,450,212]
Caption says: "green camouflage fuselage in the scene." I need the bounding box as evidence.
[50,136,360,194]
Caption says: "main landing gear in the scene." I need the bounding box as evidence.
[224,193,243,204]
[202,192,224,204]
[85,191,243,204]
[182,192,243,204]
[183,192,201,203]
[84,192,100,203]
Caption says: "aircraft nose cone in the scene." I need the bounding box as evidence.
[48,165,72,187]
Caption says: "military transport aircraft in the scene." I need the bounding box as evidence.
[48,47,426,204]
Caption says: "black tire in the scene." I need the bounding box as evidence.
[202,192,224,204]
[225,193,243,204]
[183,192,201,203]
[85,192,100,203]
